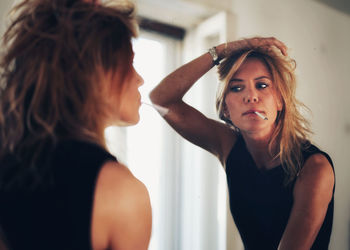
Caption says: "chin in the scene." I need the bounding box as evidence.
[118,115,140,127]
[238,123,269,133]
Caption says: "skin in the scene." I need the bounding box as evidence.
[103,62,144,126]
[225,57,282,169]
[150,37,334,249]
[91,55,151,250]
[91,162,152,250]
[117,65,144,125]
[225,58,282,137]
[80,0,151,248]
[278,153,334,250]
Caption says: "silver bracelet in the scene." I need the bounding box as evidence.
[208,46,221,65]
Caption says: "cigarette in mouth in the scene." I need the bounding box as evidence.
[142,102,169,116]
[254,111,268,120]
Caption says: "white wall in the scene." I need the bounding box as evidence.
[229,0,350,249]
[0,1,14,36]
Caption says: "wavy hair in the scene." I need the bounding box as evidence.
[0,0,137,189]
[216,47,312,184]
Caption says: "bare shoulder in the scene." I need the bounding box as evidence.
[91,161,152,250]
[294,153,334,201]
[278,153,334,249]
[218,123,238,167]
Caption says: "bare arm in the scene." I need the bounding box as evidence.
[150,44,235,165]
[278,154,334,250]
[91,162,152,250]
[150,37,288,165]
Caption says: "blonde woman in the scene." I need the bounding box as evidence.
[0,0,151,249]
[150,37,334,249]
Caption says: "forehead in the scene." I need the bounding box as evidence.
[233,57,272,80]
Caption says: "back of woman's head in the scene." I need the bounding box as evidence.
[216,47,312,184]
[0,0,137,151]
[0,0,137,188]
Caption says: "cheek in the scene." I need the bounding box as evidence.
[271,95,282,112]
[225,94,237,107]
[270,88,283,111]
[225,94,241,117]
[264,96,281,123]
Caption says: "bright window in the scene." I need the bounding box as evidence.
[106,31,181,250]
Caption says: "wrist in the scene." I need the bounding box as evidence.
[208,47,220,65]
[208,44,227,66]
[215,43,228,59]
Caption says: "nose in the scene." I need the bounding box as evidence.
[243,88,259,103]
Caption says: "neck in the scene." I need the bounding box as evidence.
[241,130,280,170]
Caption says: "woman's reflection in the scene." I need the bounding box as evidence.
[150,37,335,249]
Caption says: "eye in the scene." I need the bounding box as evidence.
[229,85,243,92]
[256,82,269,89]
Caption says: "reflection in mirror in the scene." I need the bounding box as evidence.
[129,0,350,250]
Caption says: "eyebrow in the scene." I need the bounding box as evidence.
[230,76,271,82]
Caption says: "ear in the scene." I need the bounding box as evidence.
[222,102,230,119]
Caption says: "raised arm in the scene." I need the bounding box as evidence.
[150,37,288,165]
[150,42,235,164]
[278,154,334,250]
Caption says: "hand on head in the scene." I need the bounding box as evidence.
[225,37,288,57]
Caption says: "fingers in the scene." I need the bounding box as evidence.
[264,37,288,56]
[248,37,288,56]
[226,37,288,57]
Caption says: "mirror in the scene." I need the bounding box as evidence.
[0,1,348,249]
[132,0,350,250]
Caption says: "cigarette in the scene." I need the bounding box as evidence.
[254,111,268,120]
[142,102,169,116]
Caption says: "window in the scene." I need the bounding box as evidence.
[105,30,181,250]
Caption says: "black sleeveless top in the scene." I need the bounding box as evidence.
[226,136,334,250]
[0,140,116,250]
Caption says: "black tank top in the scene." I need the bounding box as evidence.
[226,136,334,250]
[0,140,116,250]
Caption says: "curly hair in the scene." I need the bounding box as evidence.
[216,47,312,184]
[0,0,137,189]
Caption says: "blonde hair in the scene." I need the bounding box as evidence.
[216,47,312,184]
[0,0,137,188]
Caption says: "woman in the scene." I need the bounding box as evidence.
[150,37,335,249]
[0,0,151,249]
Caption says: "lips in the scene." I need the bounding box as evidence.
[137,93,142,104]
